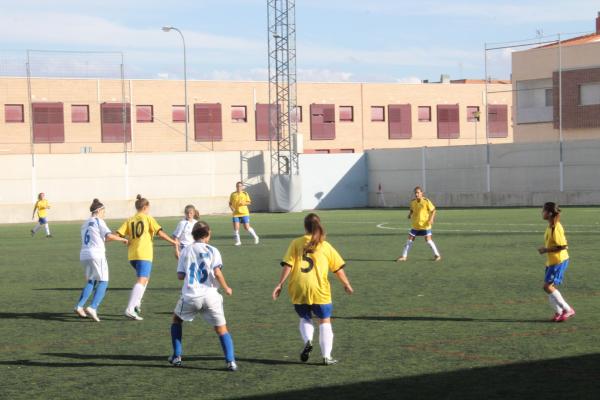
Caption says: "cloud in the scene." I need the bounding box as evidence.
[395,76,422,84]
[298,68,353,82]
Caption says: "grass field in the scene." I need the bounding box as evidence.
[1,208,600,399]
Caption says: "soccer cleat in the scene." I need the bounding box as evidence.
[234,241,242,246]
[85,307,100,322]
[433,255,442,261]
[74,307,87,318]
[558,308,576,322]
[300,340,313,362]
[551,312,562,322]
[124,308,143,321]
[168,355,183,367]
[134,305,142,315]
[30,230,35,237]
[254,236,260,245]
[396,256,407,262]
[322,356,338,366]
[46,234,53,238]
[226,361,238,371]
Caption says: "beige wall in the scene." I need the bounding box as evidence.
[0,77,512,154]
[512,41,600,142]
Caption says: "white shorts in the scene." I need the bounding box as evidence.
[80,257,109,281]
[174,292,226,326]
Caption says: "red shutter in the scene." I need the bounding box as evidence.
[71,105,89,123]
[136,105,153,123]
[172,105,186,122]
[194,103,222,141]
[339,106,353,122]
[255,103,279,141]
[418,106,431,122]
[466,106,480,122]
[5,104,24,122]
[32,102,64,143]
[488,104,508,138]
[388,104,412,139]
[437,104,459,139]
[101,103,131,143]
[310,103,335,140]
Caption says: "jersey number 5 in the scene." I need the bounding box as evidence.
[301,252,315,273]
[189,261,208,284]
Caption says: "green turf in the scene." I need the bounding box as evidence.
[1,208,600,399]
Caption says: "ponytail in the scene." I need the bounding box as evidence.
[90,198,104,214]
[304,213,325,253]
[135,194,149,211]
[543,202,561,229]
[184,204,200,220]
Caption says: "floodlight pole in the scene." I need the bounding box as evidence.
[162,26,189,152]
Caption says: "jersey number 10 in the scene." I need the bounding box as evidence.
[130,221,145,239]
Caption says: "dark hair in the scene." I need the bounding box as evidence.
[90,198,104,213]
[304,213,325,252]
[192,221,211,240]
[414,186,423,193]
[38,192,44,200]
[135,194,149,211]
[543,202,561,227]
[184,204,200,220]
[236,181,243,187]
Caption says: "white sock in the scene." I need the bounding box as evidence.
[127,283,146,312]
[319,323,334,358]
[548,295,562,313]
[299,318,314,343]
[248,227,258,240]
[33,223,42,233]
[44,223,50,235]
[233,231,240,243]
[137,282,148,308]
[402,240,414,257]
[550,290,571,312]
[427,240,440,256]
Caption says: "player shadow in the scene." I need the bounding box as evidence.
[33,287,176,291]
[0,359,224,371]
[344,258,397,262]
[335,315,549,324]
[0,312,129,322]
[43,352,304,366]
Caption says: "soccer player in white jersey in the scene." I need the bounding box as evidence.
[172,205,199,251]
[75,199,128,322]
[169,221,237,371]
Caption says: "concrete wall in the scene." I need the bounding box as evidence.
[367,139,600,207]
[299,153,368,210]
[0,151,270,223]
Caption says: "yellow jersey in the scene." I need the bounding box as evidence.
[544,222,569,266]
[230,191,251,217]
[410,198,435,230]
[35,199,50,218]
[281,235,345,305]
[117,213,162,261]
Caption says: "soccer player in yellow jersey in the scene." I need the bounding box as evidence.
[117,194,179,320]
[396,186,441,262]
[538,202,575,322]
[31,192,52,238]
[229,181,259,246]
[273,213,353,365]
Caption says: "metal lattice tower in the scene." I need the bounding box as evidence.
[267,0,299,176]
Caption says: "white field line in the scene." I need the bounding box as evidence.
[375,222,600,234]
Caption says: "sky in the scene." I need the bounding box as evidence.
[0,0,598,82]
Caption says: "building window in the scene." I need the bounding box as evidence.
[418,106,431,122]
[339,106,354,122]
[101,103,131,143]
[136,105,154,123]
[371,106,385,122]
[310,104,335,140]
[580,82,600,106]
[32,103,65,143]
[172,105,186,122]
[466,106,480,122]
[231,105,247,123]
[488,104,508,138]
[290,106,302,123]
[545,89,553,107]
[5,104,24,123]
[194,103,222,141]
[339,148,354,153]
[71,105,89,123]
[437,104,460,139]
[255,103,278,141]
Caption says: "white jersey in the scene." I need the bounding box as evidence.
[172,219,197,248]
[177,242,223,299]
[80,217,112,260]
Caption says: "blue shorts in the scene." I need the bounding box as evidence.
[130,260,153,278]
[294,303,333,320]
[545,259,569,285]
[232,216,250,224]
[409,228,432,237]
[38,217,48,224]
